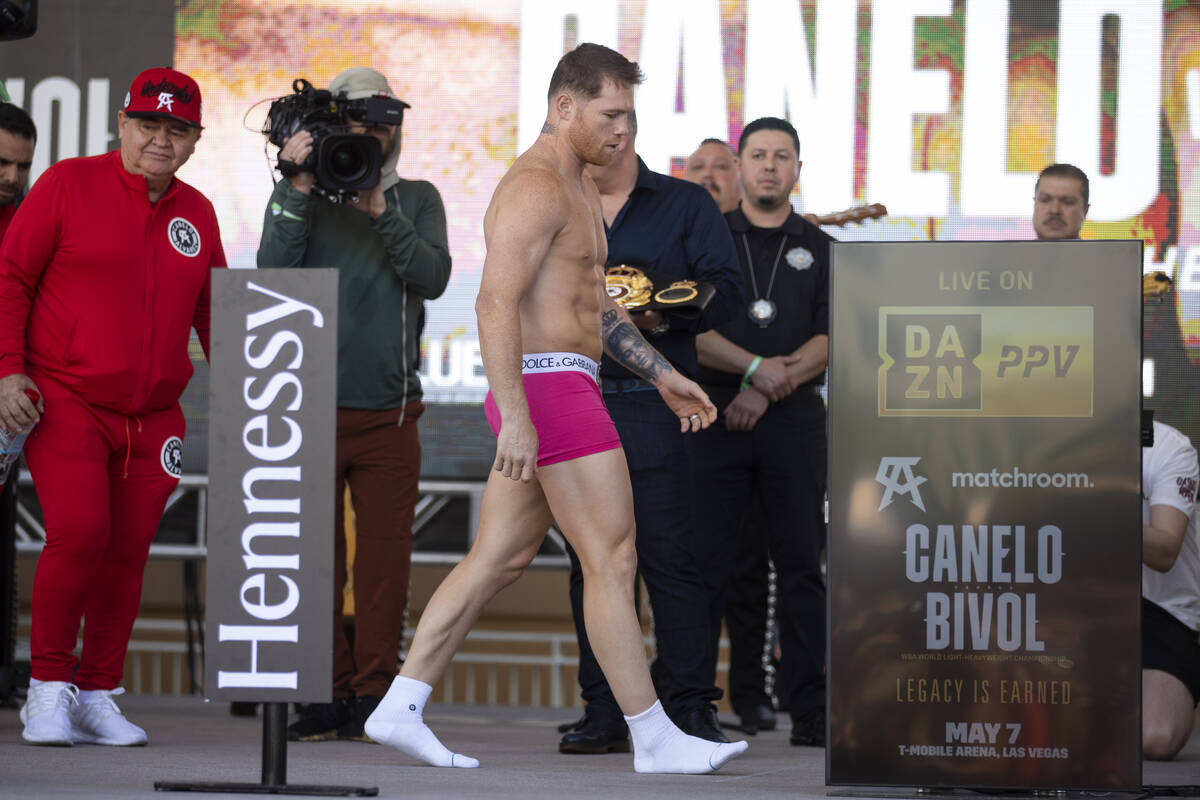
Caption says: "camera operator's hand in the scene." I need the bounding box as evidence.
[279,130,315,195]
[351,181,387,219]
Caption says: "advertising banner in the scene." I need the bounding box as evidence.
[4,2,1198,484]
[828,240,1142,789]
[204,269,338,702]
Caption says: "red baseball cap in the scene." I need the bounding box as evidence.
[122,67,203,129]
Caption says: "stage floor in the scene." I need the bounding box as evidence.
[2,696,1200,799]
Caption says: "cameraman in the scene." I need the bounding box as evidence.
[257,67,451,742]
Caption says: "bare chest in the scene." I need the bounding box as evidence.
[553,191,607,272]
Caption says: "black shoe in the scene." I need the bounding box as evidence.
[789,707,826,747]
[557,713,586,734]
[676,705,730,743]
[558,710,631,754]
[337,695,382,743]
[737,703,777,734]
[286,697,352,742]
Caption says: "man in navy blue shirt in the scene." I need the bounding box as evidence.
[559,115,744,753]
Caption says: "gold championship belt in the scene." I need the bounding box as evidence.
[604,264,714,316]
[1144,270,1172,300]
[605,266,653,309]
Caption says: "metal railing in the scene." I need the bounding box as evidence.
[13,470,571,568]
[14,616,674,707]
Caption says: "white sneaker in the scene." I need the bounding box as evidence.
[69,687,147,746]
[20,680,77,746]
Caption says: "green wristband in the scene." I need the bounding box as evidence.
[740,355,763,391]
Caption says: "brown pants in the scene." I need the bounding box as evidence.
[332,400,423,698]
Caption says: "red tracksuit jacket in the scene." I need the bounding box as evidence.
[0,150,227,415]
[0,204,16,244]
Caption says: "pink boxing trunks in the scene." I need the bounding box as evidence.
[484,352,622,467]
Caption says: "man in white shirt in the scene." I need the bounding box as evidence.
[1142,420,1200,760]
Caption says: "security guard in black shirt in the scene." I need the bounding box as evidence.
[693,116,830,748]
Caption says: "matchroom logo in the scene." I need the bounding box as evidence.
[878,306,1094,417]
[876,456,1095,512]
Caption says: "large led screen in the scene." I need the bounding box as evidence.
[3,0,1198,477]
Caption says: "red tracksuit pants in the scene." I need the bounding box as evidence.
[25,374,184,690]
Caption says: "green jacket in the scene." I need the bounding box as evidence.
[257,178,451,409]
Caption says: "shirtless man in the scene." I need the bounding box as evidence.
[363,43,748,774]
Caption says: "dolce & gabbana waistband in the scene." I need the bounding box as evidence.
[520,352,599,382]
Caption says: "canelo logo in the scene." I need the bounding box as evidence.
[168,217,201,257]
[876,457,928,511]
[160,436,183,478]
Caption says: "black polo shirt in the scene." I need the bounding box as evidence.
[697,205,832,391]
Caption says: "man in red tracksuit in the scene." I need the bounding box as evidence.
[0,67,226,747]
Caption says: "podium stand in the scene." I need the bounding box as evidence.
[157,270,374,795]
[154,703,376,796]
[826,241,1143,791]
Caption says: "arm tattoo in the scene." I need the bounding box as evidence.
[541,121,555,134]
[601,309,672,382]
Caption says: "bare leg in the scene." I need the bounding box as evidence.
[365,471,553,766]
[400,472,552,684]
[1143,668,1195,760]
[536,450,654,713]
[369,449,746,773]
[538,449,748,773]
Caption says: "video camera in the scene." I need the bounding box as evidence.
[263,78,408,202]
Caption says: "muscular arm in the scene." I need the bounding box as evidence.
[477,171,567,480]
[600,284,716,431]
[600,295,672,383]
[1144,504,1190,573]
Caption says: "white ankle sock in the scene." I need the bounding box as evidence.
[363,675,479,768]
[624,700,748,774]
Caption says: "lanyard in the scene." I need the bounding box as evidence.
[742,232,787,303]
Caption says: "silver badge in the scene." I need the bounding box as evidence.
[748,298,777,327]
[785,247,814,271]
